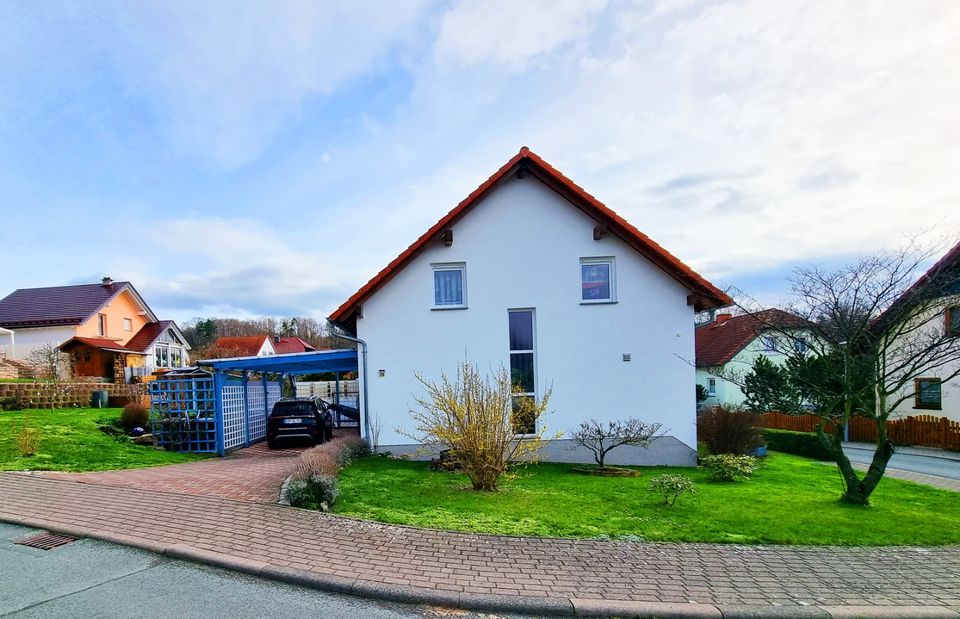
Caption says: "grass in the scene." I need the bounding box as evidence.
[335,453,960,546]
[0,408,207,472]
[0,378,38,383]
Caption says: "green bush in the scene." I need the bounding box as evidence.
[700,454,758,481]
[649,474,696,506]
[120,403,150,434]
[764,429,833,460]
[696,405,763,455]
[342,435,372,459]
[288,474,339,511]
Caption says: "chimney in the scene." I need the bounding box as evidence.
[101,277,114,287]
[715,313,733,326]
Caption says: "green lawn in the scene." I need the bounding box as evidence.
[335,453,960,546]
[0,408,207,472]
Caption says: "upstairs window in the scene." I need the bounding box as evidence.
[433,263,466,308]
[762,336,777,352]
[123,318,132,332]
[581,257,615,303]
[915,378,942,410]
[98,314,107,336]
[946,307,960,337]
[708,378,716,396]
[793,337,807,353]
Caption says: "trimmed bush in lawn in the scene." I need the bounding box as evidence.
[764,428,833,460]
[649,473,697,506]
[120,403,150,434]
[697,405,764,455]
[700,454,758,481]
[288,435,372,511]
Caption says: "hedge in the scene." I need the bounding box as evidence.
[763,428,834,460]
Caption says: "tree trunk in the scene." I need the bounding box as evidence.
[817,421,863,500]
[841,416,894,505]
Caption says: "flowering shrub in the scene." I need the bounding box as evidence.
[700,454,758,482]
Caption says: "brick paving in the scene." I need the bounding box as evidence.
[36,429,359,503]
[0,473,958,609]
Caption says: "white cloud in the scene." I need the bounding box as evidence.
[434,0,608,69]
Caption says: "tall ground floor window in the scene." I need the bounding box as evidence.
[508,309,536,434]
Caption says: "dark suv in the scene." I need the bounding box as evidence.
[266,398,334,449]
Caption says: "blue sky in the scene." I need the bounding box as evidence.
[1,1,958,323]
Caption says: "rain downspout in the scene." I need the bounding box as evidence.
[327,321,370,443]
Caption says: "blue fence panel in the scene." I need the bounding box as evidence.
[149,377,218,453]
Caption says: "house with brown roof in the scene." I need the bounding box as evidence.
[207,335,277,358]
[695,309,808,408]
[0,278,189,382]
[328,147,731,465]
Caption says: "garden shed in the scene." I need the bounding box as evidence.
[149,349,359,455]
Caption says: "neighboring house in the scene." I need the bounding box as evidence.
[0,278,189,382]
[884,241,960,421]
[208,336,277,357]
[272,336,317,354]
[328,147,731,466]
[695,309,808,408]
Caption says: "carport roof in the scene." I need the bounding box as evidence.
[197,349,358,375]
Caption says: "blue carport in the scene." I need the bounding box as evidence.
[149,349,359,456]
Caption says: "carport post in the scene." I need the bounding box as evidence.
[242,371,250,447]
[213,370,225,456]
[262,373,268,420]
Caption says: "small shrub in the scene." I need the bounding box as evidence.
[341,435,372,459]
[287,474,339,511]
[120,403,150,434]
[700,454,758,481]
[696,405,763,455]
[764,428,833,460]
[649,474,696,506]
[430,448,463,472]
[16,427,41,457]
[294,445,340,479]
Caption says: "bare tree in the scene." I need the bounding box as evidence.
[742,240,960,504]
[26,343,69,381]
[570,418,665,468]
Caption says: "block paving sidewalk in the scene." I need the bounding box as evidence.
[1,472,958,614]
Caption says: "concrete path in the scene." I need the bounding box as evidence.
[842,443,960,492]
[1,473,958,618]
[0,522,510,619]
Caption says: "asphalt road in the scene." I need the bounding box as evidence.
[0,523,518,619]
[843,443,960,480]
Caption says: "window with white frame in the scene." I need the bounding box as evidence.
[708,378,716,396]
[762,335,777,352]
[98,314,107,336]
[580,257,615,302]
[508,309,537,435]
[432,263,466,308]
[123,318,132,332]
[793,337,807,353]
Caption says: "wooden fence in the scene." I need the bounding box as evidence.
[759,412,960,451]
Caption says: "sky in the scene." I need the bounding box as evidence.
[1,0,958,324]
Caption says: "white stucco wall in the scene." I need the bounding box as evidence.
[697,336,791,408]
[6,326,76,360]
[355,175,699,463]
[888,303,960,421]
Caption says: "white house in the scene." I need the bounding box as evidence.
[695,309,808,408]
[884,241,960,421]
[329,148,731,465]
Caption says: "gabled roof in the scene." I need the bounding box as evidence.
[125,320,190,353]
[329,147,732,330]
[211,335,273,357]
[0,281,157,329]
[695,309,806,368]
[274,336,317,354]
[58,336,136,354]
[874,239,960,331]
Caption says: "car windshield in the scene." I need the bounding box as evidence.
[272,402,314,417]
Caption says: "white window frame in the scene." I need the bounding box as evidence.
[708,378,716,396]
[580,257,616,304]
[762,335,777,352]
[123,318,132,332]
[431,262,467,310]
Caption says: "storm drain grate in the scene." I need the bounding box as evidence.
[15,532,78,550]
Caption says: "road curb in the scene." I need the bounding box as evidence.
[2,514,958,619]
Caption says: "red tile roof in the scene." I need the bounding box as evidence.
[329,147,732,329]
[211,336,272,357]
[0,281,151,329]
[124,321,175,353]
[273,337,317,354]
[695,309,805,367]
[58,336,135,354]
[874,239,960,330]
